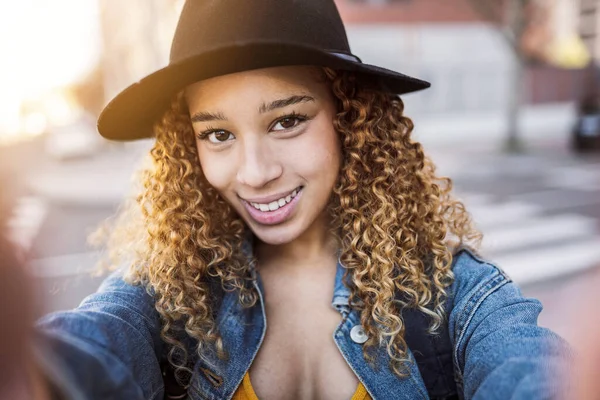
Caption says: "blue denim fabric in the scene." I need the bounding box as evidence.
[36,249,570,399]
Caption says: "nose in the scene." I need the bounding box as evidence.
[236,138,283,188]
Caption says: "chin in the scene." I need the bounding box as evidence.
[251,227,297,246]
[247,221,302,246]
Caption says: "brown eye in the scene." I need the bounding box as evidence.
[213,130,230,142]
[199,130,234,144]
[279,117,298,129]
[273,115,306,131]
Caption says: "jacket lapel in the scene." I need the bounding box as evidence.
[333,309,429,400]
[188,280,266,400]
[331,259,428,400]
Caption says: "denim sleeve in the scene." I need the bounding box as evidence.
[35,270,165,400]
[448,250,571,400]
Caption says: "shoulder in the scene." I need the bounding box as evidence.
[91,269,155,303]
[450,248,512,303]
[95,269,144,292]
[447,248,548,346]
[53,268,161,330]
[38,268,164,353]
[448,248,529,338]
[446,249,571,398]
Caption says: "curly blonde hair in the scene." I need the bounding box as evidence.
[95,67,481,382]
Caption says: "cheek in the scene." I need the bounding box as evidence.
[297,124,341,178]
[196,146,233,193]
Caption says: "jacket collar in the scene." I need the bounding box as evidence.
[332,254,353,315]
[188,236,426,400]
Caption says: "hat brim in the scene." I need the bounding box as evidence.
[97,42,430,141]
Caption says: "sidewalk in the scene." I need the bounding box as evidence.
[412,103,576,149]
[26,141,153,205]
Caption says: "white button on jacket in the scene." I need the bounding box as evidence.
[350,325,368,344]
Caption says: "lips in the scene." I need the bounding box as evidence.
[242,186,303,225]
[242,186,302,204]
[248,187,301,212]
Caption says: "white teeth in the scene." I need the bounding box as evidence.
[249,187,302,212]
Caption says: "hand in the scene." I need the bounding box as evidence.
[561,269,600,399]
[0,201,49,399]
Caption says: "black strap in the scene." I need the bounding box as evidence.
[161,359,188,399]
[403,307,459,400]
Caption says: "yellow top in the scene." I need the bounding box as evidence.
[232,372,371,400]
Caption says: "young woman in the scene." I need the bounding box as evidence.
[35,1,569,399]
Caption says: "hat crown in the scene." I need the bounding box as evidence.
[170,0,351,64]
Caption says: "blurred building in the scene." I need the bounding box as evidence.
[334,0,585,144]
[337,0,482,23]
[580,0,600,62]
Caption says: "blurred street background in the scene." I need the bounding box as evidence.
[2,0,600,343]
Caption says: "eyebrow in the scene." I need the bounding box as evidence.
[190,94,315,124]
[258,95,315,114]
[190,111,227,123]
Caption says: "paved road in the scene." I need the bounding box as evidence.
[430,146,600,341]
[8,198,117,315]
[436,148,600,284]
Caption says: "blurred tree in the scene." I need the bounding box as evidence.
[469,0,589,152]
[467,0,532,152]
[69,64,106,118]
[98,0,181,102]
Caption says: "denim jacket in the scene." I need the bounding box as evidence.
[36,249,570,400]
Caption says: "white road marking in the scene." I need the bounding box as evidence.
[482,214,598,254]
[469,201,542,228]
[456,192,494,207]
[492,239,600,285]
[545,165,600,192]
[508,188,600,210]
[461,190,600,284]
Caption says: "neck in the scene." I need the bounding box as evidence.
[255,213,338,272]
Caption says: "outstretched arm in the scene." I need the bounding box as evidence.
[35,271,166,400]
[449,250,571,400]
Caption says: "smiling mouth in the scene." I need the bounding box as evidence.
[245,186,303,212]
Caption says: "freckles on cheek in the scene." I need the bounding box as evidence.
[197,152,228,191]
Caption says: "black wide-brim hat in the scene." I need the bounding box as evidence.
[98,0,431,141]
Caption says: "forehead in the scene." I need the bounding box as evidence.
[185,66,329,107]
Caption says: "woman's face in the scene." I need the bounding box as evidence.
[185,66,341,245]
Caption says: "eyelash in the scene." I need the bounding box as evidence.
[196,125,219,141]
[196,111,310,141]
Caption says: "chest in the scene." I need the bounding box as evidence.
[248,273,361,400]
